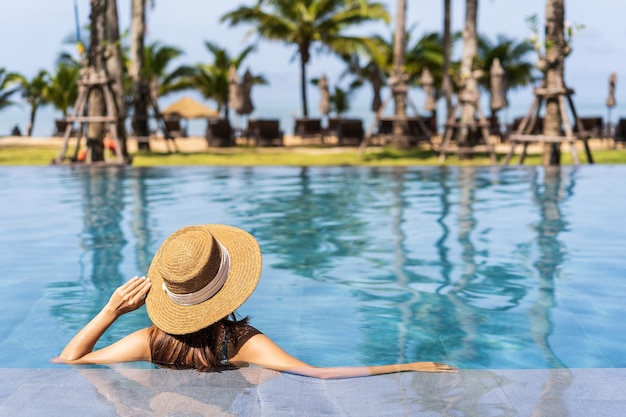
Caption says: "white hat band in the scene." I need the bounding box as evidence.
[162,242,230,306]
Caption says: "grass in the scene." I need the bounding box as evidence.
[2,142,626,166]
[0,146,60,165]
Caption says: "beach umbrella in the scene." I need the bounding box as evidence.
[489,58,508,112]
[606,72,617,134]
[420,67,437,112]
[162,96,219,119]
[228,65,243,114]
[606,72,617,108]
[239,69,255,116]
[318,74,331,115]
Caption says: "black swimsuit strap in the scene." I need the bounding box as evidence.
[220,330,229,365]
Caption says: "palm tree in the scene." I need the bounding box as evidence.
[130,0,149,149]
[86,0,107,162]
[543,0,566,166]
[459,0,480,130]
[221,0,390,117]
[338,53,385,112]
[441,0,453,118]
[476,34,534,94]
[143,42,194,98]
[185,42,264,119]
[341,30,460,111]
[0,68,20,112]
[15,70,50,137]
[46,62,81,119]
[105,0,128,155]
[406,32,457,92]
[126,40,192,149]
[311,76,362,116]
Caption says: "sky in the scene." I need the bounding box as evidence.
[1,0,625,137]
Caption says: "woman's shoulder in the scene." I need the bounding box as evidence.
[230,320,263,348]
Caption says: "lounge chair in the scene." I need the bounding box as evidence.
[336,119,364,146]
[575,117,603,138]
[614,118,626,146]
[294,118,324,143]
[52,119,77,137]
[247,119,284,146]
[375,116,432,147]
[325,117,341,137]
[505,116,543,140]
[205,118,234,147]
[163,116,186,138]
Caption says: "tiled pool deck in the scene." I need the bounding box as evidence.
[1,367,624,416]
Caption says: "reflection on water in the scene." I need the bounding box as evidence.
[1,165,625,370]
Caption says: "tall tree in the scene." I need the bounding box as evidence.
[105,0,128,156]
[0,68,21,112]
[459,0,479,129]
[391,0,408,138]
[184,42,264,119]
[46,62,80,117]
[87,0,107,162]
[130,0,150,150]
[143,42,193,98]
[476,34,534,93]
[441,0,453,119]
[543,0,565,166]
[221,0,389,117]
[16,70,50,137]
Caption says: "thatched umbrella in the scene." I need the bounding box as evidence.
[162,96,219,119]
[420,67,437,112]
[489,58,508,112]
[606,71,617,134]
[228,65,243,115]
[318,74,331,115]
[239,69,255,116]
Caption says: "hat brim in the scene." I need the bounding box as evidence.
[145,224,262,335]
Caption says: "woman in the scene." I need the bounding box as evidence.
[57,224,456,378]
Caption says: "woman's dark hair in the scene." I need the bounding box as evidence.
[148,313,249,371]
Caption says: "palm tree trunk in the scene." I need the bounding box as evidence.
[87,0,106,162]
[130,0,150,150]
[441,0,453,119]
[105,0,128,157]
[26,105,37,137]
[459,0,479,152]
[299,46,309,117]
[543,0,565,166]
[391,0,409,145]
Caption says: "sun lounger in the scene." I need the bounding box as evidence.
[52,119,77,137]
[375,116,432,146]
[575,117,603,138]
[163,116,186,138]
[614,118,626,146]
[246,119,284,146]
[294,118,324,143]
[205,118,234,147]
[336,118,364,146]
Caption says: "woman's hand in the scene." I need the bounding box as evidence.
[405,362,458,373]
[57,276,152,363]
[106,276,152,317]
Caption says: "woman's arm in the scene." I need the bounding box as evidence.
[54,276,152,364]
[231,334,457,379]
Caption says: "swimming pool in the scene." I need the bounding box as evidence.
[0,165,624,370]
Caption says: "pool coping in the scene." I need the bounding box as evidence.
[1,367,624,416]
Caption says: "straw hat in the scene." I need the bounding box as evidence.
[145,224,262,335]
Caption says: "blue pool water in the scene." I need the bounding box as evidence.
[0,165,624,370]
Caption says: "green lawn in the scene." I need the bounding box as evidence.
[2,144,626,166]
